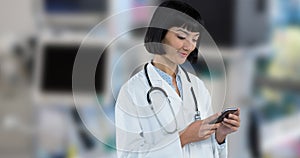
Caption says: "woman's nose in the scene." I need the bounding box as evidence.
[183,39,194,51]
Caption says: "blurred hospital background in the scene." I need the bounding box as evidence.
[0,0,300,157]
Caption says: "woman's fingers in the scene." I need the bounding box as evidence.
[197,113,223,138]
[223,118,240,127]
[228,113,239,120]
[221,121,239,132]
[198,123,221,138]
[233,108,240,116]
[203,112,221,124]
[225,113,240,127]
[200,122,220,131]
[199,127,216,137]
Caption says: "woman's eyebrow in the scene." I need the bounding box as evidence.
[175,28,199,36]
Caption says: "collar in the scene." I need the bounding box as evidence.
[149,61,182,78]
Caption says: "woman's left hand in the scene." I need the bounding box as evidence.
[215,108,241,143]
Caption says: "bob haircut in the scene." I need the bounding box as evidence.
[144,1,205,64]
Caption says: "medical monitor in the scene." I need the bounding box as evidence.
[40,0,110,29]
[180,0,270,47]
[34,36,108,105]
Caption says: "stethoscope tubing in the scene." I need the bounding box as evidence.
[144,62,201,134]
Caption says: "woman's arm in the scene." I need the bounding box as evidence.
[115,86,148,157]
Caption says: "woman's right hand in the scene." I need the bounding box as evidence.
[179,113,221,147]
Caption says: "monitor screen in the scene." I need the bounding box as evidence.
[41,44,107,93]
[183,0,235,46]
[45,0,108,14]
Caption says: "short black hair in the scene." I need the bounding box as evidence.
[144,1,205,63]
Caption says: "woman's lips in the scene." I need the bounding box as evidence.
[179,52,188,57]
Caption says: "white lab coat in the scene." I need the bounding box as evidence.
[115,63,227,158]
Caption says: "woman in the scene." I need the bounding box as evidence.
[115,1,240,157]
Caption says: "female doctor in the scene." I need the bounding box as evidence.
[115,1,240,157]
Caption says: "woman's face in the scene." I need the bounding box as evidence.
[161,27,199,65]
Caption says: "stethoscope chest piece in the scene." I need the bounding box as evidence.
[194,111,201,121]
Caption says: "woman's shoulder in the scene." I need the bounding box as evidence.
[117,69,149,106]
[119,69,148,94]
[125,70,147,86]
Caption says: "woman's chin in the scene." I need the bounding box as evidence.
[177,58,187,65]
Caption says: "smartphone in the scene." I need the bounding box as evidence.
[209,107,238,124]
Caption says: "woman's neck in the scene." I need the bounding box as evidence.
[152,55,178,78]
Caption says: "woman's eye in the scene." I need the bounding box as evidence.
[177,35,186,40]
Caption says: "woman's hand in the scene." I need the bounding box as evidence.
[215,108,241,144]
[180,113,222,147]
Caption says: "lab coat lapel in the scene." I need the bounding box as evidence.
[146,63,163,87]
[178,66,195,125]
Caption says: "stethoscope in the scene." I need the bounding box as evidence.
[143,62,201,134]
